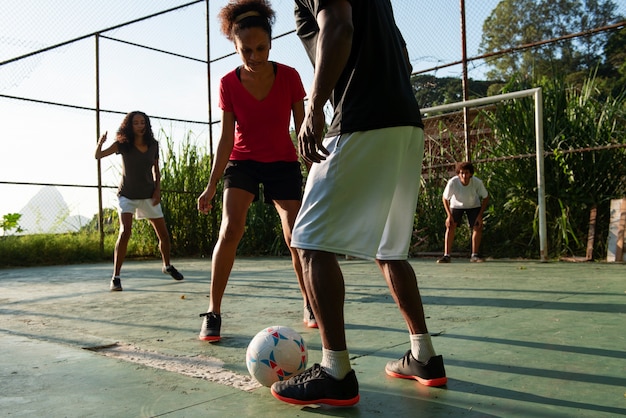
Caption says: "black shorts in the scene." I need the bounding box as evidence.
[223,160,303,203]
[451,207,481,228]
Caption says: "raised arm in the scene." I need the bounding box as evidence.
[94,131,118,159]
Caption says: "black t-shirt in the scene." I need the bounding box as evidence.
[294,0,423,137]
[116,141,159,199]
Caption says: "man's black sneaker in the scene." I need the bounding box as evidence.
[110,277,123,291]
[385,350,447,387]
[437,255,451,263]
[163,265,184,280]
[198,312,221,342]
[271,363,360,406]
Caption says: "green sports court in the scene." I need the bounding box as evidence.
[1,257,624,417]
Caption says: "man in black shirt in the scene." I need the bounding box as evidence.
[270,0,447,406]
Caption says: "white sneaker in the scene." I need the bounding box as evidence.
[304,305,318,329]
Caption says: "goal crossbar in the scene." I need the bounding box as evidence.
[421,88,547,261]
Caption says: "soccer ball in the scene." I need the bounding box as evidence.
[246,325,307,387]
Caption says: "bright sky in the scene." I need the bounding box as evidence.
[0,0,504,227]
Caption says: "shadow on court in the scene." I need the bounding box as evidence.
[1,257,624,417]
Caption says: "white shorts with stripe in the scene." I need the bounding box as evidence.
[291,126,424,260]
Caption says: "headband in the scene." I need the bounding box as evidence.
[235,11,261,23]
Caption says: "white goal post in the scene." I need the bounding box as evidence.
[421,88,547,261]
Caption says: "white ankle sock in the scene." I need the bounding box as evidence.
[320,348,352,380]
[410,333,436,363]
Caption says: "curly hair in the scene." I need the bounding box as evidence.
[116,111,156,149]
[455,161,475,175]
[218,0,275,41]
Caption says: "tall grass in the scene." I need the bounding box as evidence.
[1,73,624,267]
[159,129,216,257]
[411,73,625,259]
[478,74,626,258]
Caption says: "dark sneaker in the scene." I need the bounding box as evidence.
[110,277,123,291]
[304,305,318,329]
[163,265,184,280]
[385,350,447,387]
[470,254,484,263]
[437,255,451,263]
[198,312,221,342]
[271,363,360,407]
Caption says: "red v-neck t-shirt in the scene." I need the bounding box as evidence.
[219,62,306,162]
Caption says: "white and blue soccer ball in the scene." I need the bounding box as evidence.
[246,325,308,387]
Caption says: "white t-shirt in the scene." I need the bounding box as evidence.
[443,176,488,209]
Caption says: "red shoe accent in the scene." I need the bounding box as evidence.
[386,369,448,387]
[199,335,221,342]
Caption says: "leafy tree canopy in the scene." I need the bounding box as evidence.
[598,27,626,96]
[411,74,496,108]
[479,0,622,81]
[1,213,23,236]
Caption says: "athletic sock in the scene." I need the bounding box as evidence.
[320,348,352,380]
[410,333,436,363]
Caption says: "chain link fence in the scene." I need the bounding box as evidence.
[1,0,625,258]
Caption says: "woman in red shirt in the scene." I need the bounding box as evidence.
[197,0,313,342]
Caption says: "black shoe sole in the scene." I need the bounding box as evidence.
[271,388,360,406]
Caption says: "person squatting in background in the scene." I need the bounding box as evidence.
[437,161,489,263]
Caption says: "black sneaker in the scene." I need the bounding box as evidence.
[437,255,451,263]
[271,363,360,407]
[385,350,447,387]
[110,277,123,291]
[198,312,221,342]
[163,265,184,280]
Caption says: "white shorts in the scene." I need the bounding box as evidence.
[118,196,164,220]
[292,126,424,260]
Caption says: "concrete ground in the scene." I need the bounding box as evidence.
[0,257,624,417]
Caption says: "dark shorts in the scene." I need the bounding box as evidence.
[223,160,303,203]
[451,207,481,228]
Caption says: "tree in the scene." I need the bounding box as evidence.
[411,74,496,108]
[479,0,621,81]
[600,27,626,96]
[1,213,23,236]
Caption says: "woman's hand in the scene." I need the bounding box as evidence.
[151,189,161,206]
[98,131,108,146]
[95,131,116,159]
[197,185,217,214]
